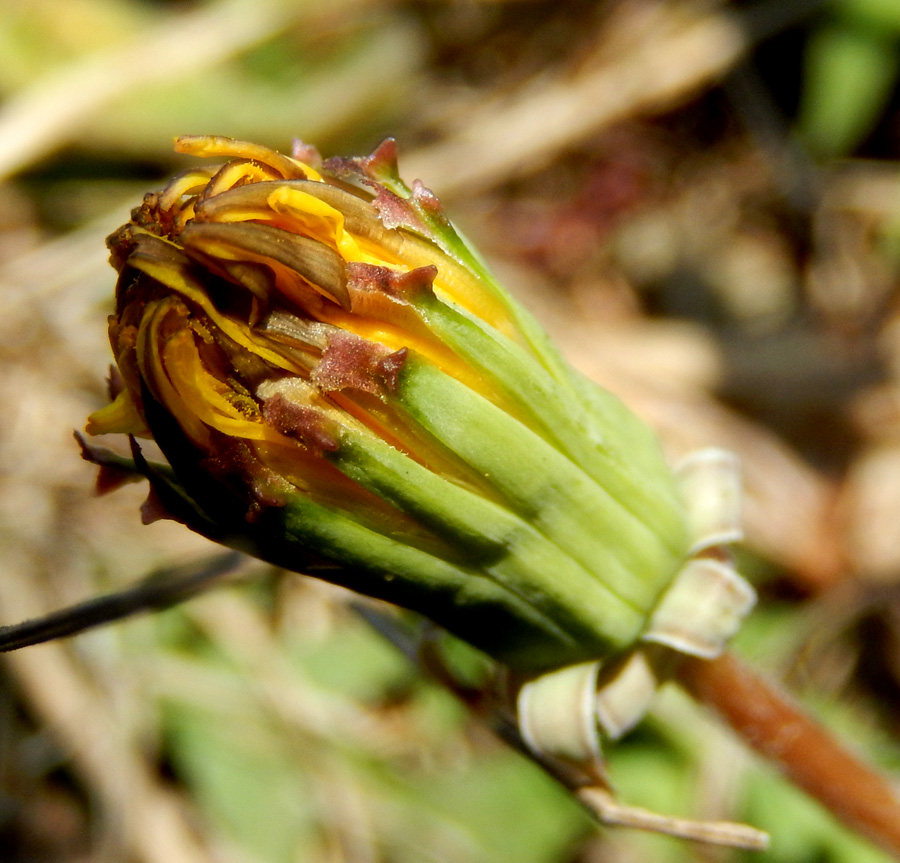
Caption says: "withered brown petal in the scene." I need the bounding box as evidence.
[194,180,380,240]
[180,221,350,310]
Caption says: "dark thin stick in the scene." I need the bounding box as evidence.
[0,551,245,652]
[680,651,900,860]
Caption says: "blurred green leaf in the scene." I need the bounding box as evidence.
[742,764,893,863]
[291,614,418,700]
[82,18,425,160]
[0,0,149,91]
[164,698,320,863]
[798,24,899,157]
[837,0,900,31]
[397,754,591,863]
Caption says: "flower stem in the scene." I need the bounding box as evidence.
[679,651,900,860]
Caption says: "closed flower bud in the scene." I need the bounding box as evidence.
[87,135,722,674]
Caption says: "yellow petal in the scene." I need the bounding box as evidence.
[85,388,147,436]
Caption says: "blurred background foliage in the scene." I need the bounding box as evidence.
[3,0,900,861]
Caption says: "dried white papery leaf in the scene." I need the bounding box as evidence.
[517,661,602,765]
[643,558,756,659]
[675,448,743,552]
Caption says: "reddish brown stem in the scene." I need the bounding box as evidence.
[680,651,900,860]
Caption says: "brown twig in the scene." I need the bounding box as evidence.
[680,650,900,860]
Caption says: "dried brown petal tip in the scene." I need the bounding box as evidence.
[312,332,408,396]
[259,388,339,454]
[346,262,437,303]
